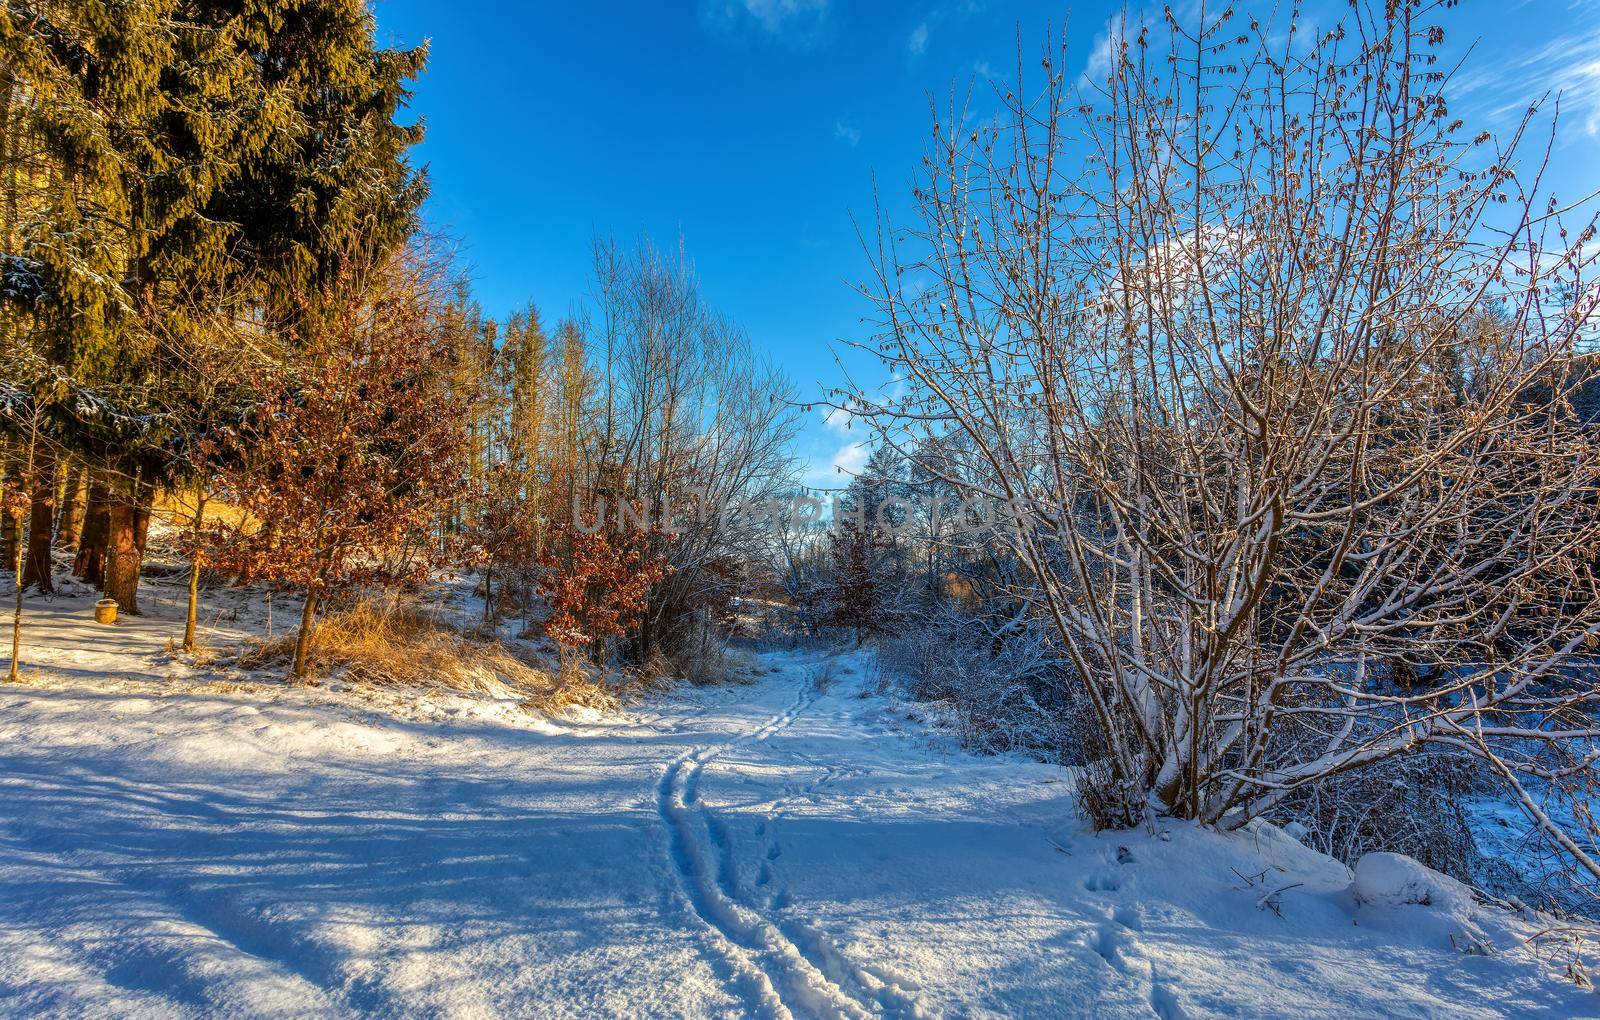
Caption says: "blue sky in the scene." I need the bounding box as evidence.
[370,0,1600,486]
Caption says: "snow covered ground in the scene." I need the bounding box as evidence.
[1,592,1597,1018]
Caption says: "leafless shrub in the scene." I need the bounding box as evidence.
[637,642,757,688]
[880,609,1092,761]
[1277,751,1484,883]
[850,1,1600,881]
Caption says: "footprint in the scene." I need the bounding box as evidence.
[1088,922,1129,972]
[1112,904,1143,931]
[1150,976,1189,1020]
[1084,871,1122,892]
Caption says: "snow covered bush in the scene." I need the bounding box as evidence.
[849,0,1600,877]
[1276,752,1483,886]
[1353,853,1448,907]
[880,607,1093,760]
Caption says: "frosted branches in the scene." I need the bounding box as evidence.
[854,1,1600,878]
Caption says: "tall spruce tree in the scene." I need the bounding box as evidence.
[1,0,427,612]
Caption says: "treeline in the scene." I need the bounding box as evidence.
[0,0,422,618]
[437,237,799,675]
[0,2,798,684]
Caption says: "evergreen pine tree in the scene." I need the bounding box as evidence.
[1,0,428,610]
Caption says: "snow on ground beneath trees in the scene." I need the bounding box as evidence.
[0,588,1596,1018]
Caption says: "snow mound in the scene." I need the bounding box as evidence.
[1352,852,1474,912]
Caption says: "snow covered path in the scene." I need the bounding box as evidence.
[1,625,1595,1018]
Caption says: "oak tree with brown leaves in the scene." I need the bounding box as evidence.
[539,508,671,669]
[203,255,475,680]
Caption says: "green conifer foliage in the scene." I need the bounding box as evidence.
[0,0,428,608]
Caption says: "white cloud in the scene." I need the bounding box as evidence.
[804,402,870,486]
[831,440,870,477]
[1397,11,1600,139]
[907,1,983,59]
[1080,10,1128,87]
[804,436,869,487]
[908,22,930,56]
[885,372,908,402]
[1078,4,1200,89]
[834,120,862,147]
[704,0,829,38]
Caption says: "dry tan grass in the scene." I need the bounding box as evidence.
[164,636,219,667]
[636,644,757,688]
[238,597,620,714]
[154,489,256,532]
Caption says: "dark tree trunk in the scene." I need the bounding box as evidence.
[55,461,83,550]
[103,481,144,616]
[0,460,18,570]
[20,448,55,593]
[134,490,152,556]
[74,474,110,585]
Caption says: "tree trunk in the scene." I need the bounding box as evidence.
[291,588,319,681]
[0,460,18,570]
[20,448,55,593]
[6,425,37,683]
[74,474,110,585]
[7,509,20,682]
[134,489,152,557]
[103,485,142,616]
[183,491,207,651]
[55,461,83,550]
[482,563,495,627]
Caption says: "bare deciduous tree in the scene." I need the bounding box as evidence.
[854,3,1600,876]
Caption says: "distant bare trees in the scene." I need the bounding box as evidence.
[458,237,800,674]
[583,238,800,668]
[855,2,1600,875]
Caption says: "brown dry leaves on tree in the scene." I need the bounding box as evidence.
[202,251,476,677]
[539,506,671,667]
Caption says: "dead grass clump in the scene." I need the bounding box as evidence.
[810,661,840,693]
[238,597,617,713]
[637,643,757,688]
[165,635,218,667]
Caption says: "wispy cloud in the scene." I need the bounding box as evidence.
[1080,9,1139,88]
[702,0,829,40]
[1452,20,1600,139]
[905,3,983,61]
[1078,2,1204,89]
[907,22,930,56]
[804,402,869,486]
[834,120,862,147]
